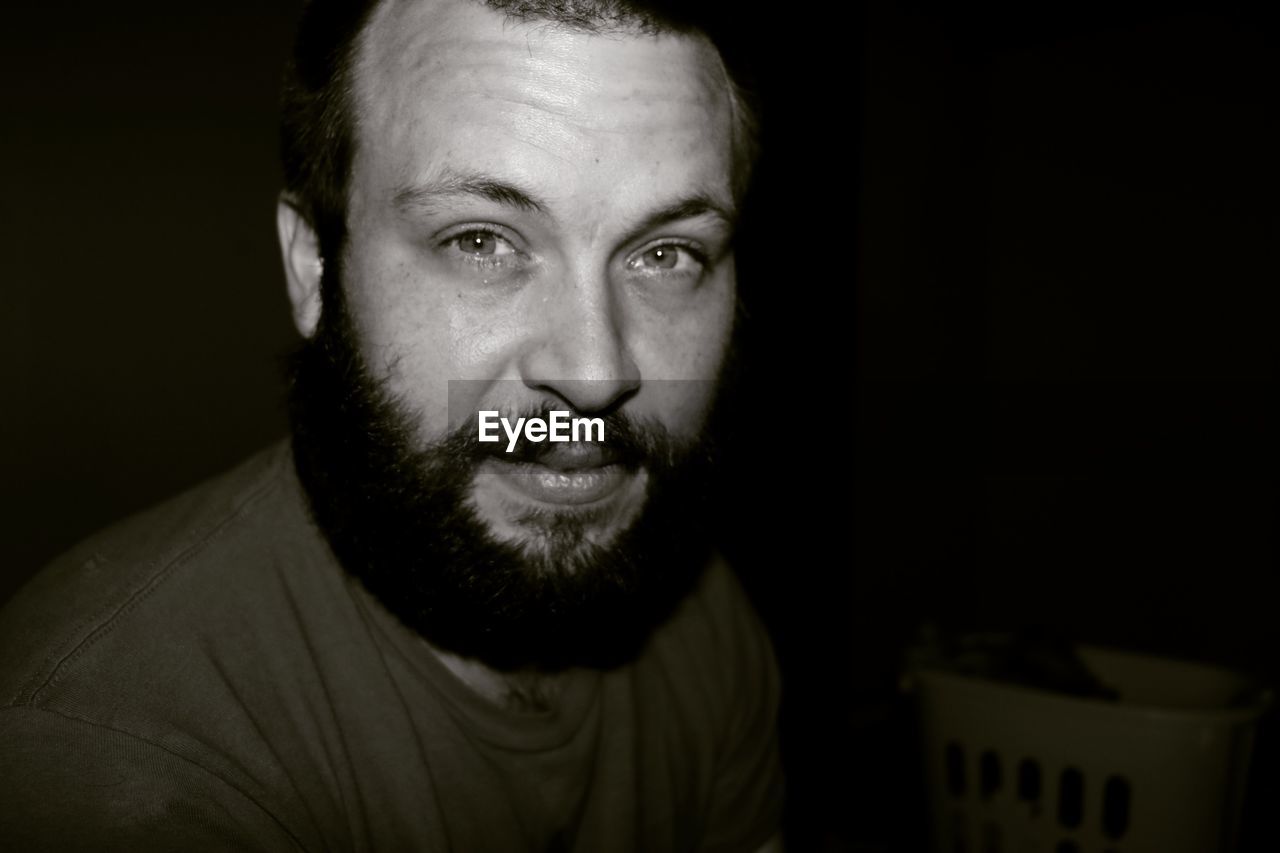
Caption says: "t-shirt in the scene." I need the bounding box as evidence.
[0,442,783,852]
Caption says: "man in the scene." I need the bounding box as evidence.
[0,0,783,849]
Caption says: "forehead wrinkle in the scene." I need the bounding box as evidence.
[350,0,740,223]
[355,1,589,134]
[355,0,734,138]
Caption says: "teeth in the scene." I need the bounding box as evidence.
[535,469,596,490]
[485,459,630,506]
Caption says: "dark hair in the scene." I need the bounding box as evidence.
[279,0,759,265]
[279,0,381,265]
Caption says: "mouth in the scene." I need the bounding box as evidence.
[488,460,631,506]
[476,441,641,507]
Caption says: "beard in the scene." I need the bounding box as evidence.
[286,272,720,672]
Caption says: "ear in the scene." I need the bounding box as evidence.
[276,193,324,338]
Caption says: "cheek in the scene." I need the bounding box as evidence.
[344,270,536,439]
[337,252,455,436]
[447,306,525,376]
[344,215,532,370]
[632,283,735,436]
[636,278,736,379]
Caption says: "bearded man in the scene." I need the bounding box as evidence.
[0,0,783,849]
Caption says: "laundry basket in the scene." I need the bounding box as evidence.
[913,645,1271,853]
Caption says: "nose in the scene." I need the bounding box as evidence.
[518,276,641,414]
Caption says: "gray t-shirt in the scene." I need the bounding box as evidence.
[0,443,783,851]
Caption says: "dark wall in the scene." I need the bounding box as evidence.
[834,4,1276,850]
[850,1,1276,682]
[1,3,301,603]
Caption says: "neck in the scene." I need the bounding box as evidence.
[430,644,569,713]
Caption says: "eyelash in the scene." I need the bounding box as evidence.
[434,227,713,279]
[437,226,524,270]
[627,239,710,273]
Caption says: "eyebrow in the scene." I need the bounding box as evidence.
[618,194,737,248]
[392,170,736,239]
[393,171,547,217]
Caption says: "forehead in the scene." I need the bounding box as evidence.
[350,0,737,203]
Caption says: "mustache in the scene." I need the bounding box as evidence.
[450,405,679,469]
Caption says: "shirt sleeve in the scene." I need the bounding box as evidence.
[696,562,786,853]
[0,706,305,852]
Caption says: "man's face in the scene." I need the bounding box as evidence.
[339,0,739,555]
[284,0,742,668]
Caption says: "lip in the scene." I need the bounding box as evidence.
[524,441,621,471]
[484,459,630,506]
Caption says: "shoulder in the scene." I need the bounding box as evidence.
[638,555,786,849]
[655,554,778,676]
[634,554,781,733]
[0,703,305,851]
[0,441,301,707]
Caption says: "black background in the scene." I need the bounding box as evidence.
[2,2,1275,851]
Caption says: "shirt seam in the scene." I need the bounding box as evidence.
[1,704,309,851]
[22,455,286,705]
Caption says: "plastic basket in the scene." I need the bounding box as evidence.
[914,645,1271,853]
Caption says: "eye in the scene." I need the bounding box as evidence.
[452,229,516,258]
[626,242,706,275]
[638,246,679,269]
[435,226,528,277]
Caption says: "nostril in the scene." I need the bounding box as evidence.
[521,377,640,418]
